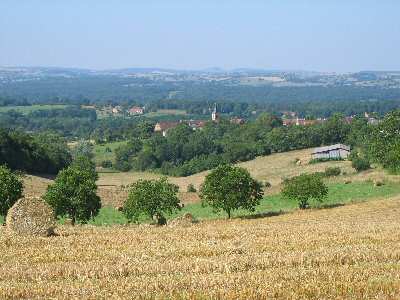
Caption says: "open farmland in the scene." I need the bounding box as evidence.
[24,148,400,207]
[0,104,68,114]
[1,196,400,299]
[94,140,128,166]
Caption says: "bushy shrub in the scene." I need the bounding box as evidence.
[324,167,341,177]
[352,157,371,172]
[101,160,113,168]
[187,184,197,193]
[0,165,24,218]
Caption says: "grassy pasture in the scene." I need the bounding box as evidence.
[86,180,400,225]
[94,140,127,166]
[0,104,68,114]
[1,196,400,298]
[145,109,187,118]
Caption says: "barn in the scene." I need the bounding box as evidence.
[312,144,351,160]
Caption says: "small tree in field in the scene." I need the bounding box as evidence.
[44,158,101,225]
[0,165,23,219]
[282,173,328,209]
[123,178,180,224]
[200,164,263,218]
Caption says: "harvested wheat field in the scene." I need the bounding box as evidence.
[1,197,400,299]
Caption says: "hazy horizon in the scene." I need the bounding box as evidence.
[1,0,399,73]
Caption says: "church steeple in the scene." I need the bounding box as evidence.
[211,103,219,122]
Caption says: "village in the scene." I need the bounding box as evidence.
[95,103,382,138]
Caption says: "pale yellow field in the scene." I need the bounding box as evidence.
[1,196,400,299]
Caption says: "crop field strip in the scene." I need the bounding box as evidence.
[1,197,400,299]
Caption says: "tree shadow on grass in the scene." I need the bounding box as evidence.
[313,203,345,210]
[29,173,56,180]
[237,210,287,220]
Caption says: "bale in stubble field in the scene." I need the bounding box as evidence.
[6,197,56,237]
[169,212,197,227]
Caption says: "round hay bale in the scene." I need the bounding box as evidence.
[64,218,73,226]
[6,197,56,237]
[169,213,196,227]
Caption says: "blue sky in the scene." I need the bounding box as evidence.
[0,0,399,72]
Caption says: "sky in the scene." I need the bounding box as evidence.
[0,0,399,72]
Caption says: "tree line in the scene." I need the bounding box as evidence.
[0,129,71,174]
[114,113,360,176]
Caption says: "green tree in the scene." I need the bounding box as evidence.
[282,173,328,209]
[114,138,143,171]
[0,165,23,218]
[43,158,101,225]
[71,155,98,180]
[200,164,263,218]
[255,113,283,129]
[72,140,94,160]
[34,132,72,168]
[123,178,180,224]
[321,113,350,145]
[369,110,400,173]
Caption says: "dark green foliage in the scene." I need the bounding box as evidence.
[113,113,364,177]
[369,110,400,173]
[34,133,72,174]
[324,167,341,177]
[114,138,143,171]
[0,106,97,138]
[200,164,264,218]
[101,160,113,168]
[72,140,94,160]
[0,129,71,174]
[44,157,101,225]
[321,114,350,145]
[71,155,98,179]
[123,178,180,223]
[282,173,328,209]
[351,155,371,172]
[0,165,23,217]
[187,184,197,193]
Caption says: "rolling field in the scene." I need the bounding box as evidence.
[0,104,68,114]
[1,196,400,298]
[87,180,400,225]
[25,148,400,208]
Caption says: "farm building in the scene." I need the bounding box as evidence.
[128,106,144,115]
[154,121,180,137]
[312,144,351,160]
